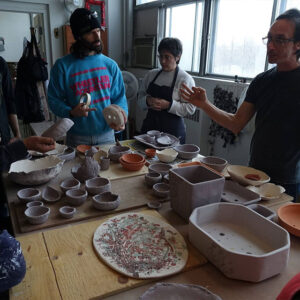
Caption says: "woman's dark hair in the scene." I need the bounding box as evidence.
[276,8,300,59]
[70,39,103,59]
[158,37,182,64]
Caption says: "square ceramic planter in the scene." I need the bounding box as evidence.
[169,165,225,221]
[189,203,290,282]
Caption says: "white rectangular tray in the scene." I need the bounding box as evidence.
[189,203,290,282]
[134,133,180,150]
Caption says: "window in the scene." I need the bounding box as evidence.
[134,0,300,79]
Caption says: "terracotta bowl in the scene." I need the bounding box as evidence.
[92,192,120,210]
[26,201,44,208]
[42,186,62,203]
[200,156,228,172]
[60,178,81,193]
[145,148,156,158]
[119,157,145,171]
[85,146,100,157]
[144,172,162,187]
[148,163,173,177]
[17,188,41,204]
[59,206,77,219]
[24,206,50,225]
[278,203,300,237]
[85,177,111,195]
[153,183,170,198]
[108,145,131,162]
[173,144,200,160]
[66,189,87,206]
[147,130,161,137]
[121,153,145,164]
[76,144,92,154]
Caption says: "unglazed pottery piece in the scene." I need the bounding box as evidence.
[153,183,170,198]
[9,156,64,186]
[59,206,77,219]
[140,283,222,300]
[79,92,91,106]
[246,182,285,200]
[144,172,162,187]
[146,130,161,137]
[26,201,44,208]
[121,153,144,164]
[71,157,100,182]
[17,188,41,203]
[24,206,50,225]
[85,146,99,157]
[42,186,62,203]
[148,163,172,177]
[143,135,156,144]
[189,203,290,282]
[93,212,188,278]
[173,144,200,160]
[60,178,81,193]
[99,157,110,170]
[278,203,300,237]
[147,201,162,209]
[227,165,270,186]
[247,204,276,221]
[134,133,180,150]
[108,145,131,162]
[156,135,173,146]
[145,148,156,158]
[156,148,178,163]
[45,143,68,156]
[119,157,146,171]
[103,104,126,127]
[92,192,120,210]
[76,144,92,154]
[200,156,228,172]
[57,147,76,161]
[85,177,111,195]
[65,189,87,206]
[41,118,74,141]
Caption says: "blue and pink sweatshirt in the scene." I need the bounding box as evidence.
[48,53,128,136]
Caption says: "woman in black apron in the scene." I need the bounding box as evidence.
[140,38,195,144]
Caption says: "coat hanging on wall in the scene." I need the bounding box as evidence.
[0,37,5,52]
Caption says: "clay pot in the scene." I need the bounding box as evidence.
[85,177,111,195]
[65,189,87,206]
[85,146,100,157]
[17,188,41,204]
[59,206,77,219]
[148,163,172,177]
[76,144,91,154]
[99,157,110,170]
[121,153,145,164]
[144,172,162,187]
[108,145,131,162]
[147,130,161,137]
[153,183,170,198]
[119,157,145,171]
[60,178,81,193]
[92,192,120,210]
[200,156,228,172]
[24,206,50,224]
[71,157,100,182]
[145,148,156,158]
[173,144,200,160]
[26,201,44,208]
[42,186,62,203]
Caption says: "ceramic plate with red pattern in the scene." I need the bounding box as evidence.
[93,213,188,278]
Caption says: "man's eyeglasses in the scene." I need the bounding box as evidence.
[262,36,295,46]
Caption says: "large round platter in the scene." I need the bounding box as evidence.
[93,212,188,278]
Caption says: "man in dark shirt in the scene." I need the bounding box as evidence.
[181,9,300,202]
[0,57,21,145]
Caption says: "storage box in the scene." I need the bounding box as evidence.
[169,166,225,221]
[189,203,290,282]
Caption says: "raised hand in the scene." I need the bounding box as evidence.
[180,83,208,108]
[70,103,97,117]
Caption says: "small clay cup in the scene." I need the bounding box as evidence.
[148,163,173,177]
[153,183,170,198]
[42,186,62,203]
[17,188,42,204]
[59,206,76,219]
[145,148,156,158]
[147,130,161,137]
[92,192,120,211]
[26,201,44,208]
[60,178,81,193]
[85,177,111,195]
[99,157,110,170]
[24,206,50,225]
[145,172,162,187]
[65,189,87,206]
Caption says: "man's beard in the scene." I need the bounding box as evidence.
[80,37,103,53]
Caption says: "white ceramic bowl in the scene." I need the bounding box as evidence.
[59,206,77,219]
[9,156,64,186]
[24,206,50,225]
[65,189,87,206]
[17,188,42,203]
[156,148,178,163]
[247,183,285,200]
[227,165,270,186]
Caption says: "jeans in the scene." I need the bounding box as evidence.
[66,130,115,148]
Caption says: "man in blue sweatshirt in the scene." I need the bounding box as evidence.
[48,8,128,147]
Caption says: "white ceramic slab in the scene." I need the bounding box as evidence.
[246,183,285,200]
[93,212,188,279]
[189,203,290,282]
